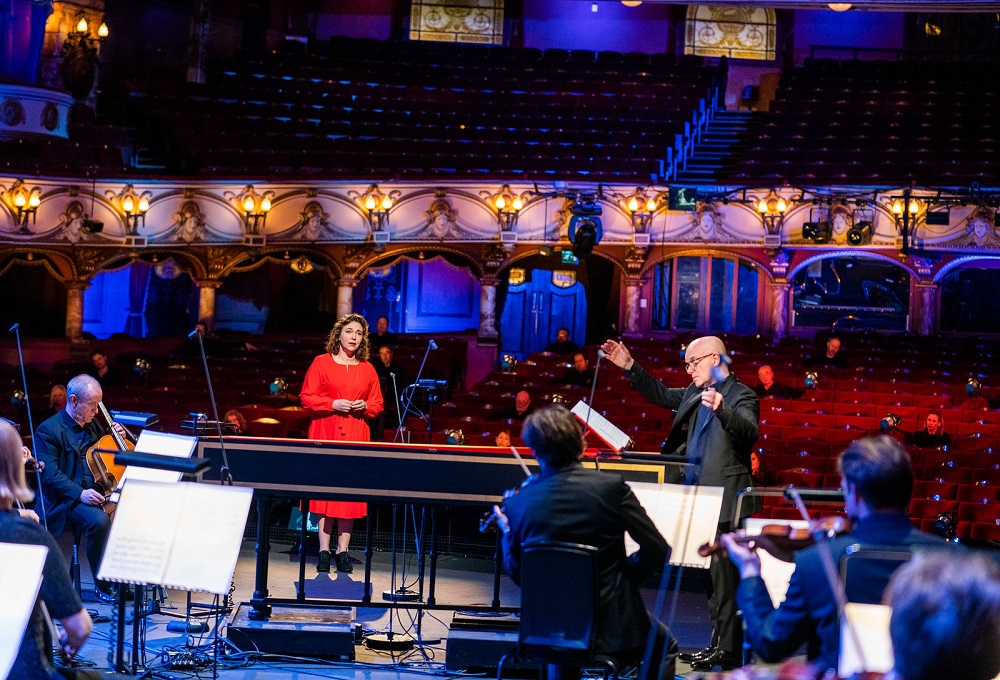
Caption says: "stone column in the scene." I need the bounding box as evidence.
[770,282,791,342]
[196,279,221,325]
[915,283,939,336]
[623,278,643,334]
[65,281,88,343]
[479,277,499,341]
[336,278,357,319]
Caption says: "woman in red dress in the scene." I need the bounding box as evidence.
[300,313,384,573]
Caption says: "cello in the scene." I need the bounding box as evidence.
[84,402,135,519]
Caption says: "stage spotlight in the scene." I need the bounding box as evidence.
[802,220,832,243]
[879,412,902,432]
[133,358,151,379]
[804,371,818,390]
[966,378,982,397]
[446,429,466,445]
[846,220,873,245]
[10,390,25,407]
[500,354,517,372]
[568,203,603,257]
[270,377,288,397]
[678,343,687,361]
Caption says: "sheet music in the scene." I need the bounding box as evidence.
[626,482,724,568]
[116,431,198,487]
[98,481,179,585]
[571,401,631,453]
[163,483,253,594]
[98,480,253,594]
[744,518,808,608]
[839,603,894,677]
[0,542,48,680]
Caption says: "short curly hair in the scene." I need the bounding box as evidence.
[325,313,371,362]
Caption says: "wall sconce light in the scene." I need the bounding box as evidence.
[756,189,789,233]
[490,184,526,231]
[2,180,41,231]
[229,184,273,235]
[108,184,151,236]
[887,189,922,254]
[623,188,659,233]
[355,184,397,232]
[60,14,109,101]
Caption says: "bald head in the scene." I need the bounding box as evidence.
[685,336,729,388]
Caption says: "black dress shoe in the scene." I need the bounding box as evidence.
[95,584,116,604]
[317,550,331,573]
[335,551,353,573]
[689,649,742,672]
[679,646,716,663]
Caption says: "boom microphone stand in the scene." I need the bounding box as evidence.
[9,323,47,529]
[393,339,438,443]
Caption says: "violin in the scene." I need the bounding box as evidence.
[479,474,539,533]
[22,446,44,473]
[84,402,136,520]
[698,516,851,563]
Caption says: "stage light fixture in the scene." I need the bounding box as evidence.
[804,372,818,390]
[568,202,602,257]
[500,354,517,372]
[879,413,902,432]
[270,377,288,397]
[846,220,873,246]
[446,429,466,445]
[802,220,832,244]
[967,378,982,397]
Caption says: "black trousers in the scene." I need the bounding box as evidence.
[66,501,111,584]
[707,522,742,654]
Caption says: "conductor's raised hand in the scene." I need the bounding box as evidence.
[701,386,723,413]
[600,339,634,370]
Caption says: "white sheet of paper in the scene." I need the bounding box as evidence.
[116,431,198,486]
[99,480,252,594]
[839,603,894,677]
[571,401,631,453]
[744,518,809,608]
[0,542,48,680]
[162,483,253,594]
[626,482,724,568]
[98,480,180,586]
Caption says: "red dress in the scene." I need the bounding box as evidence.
[300,353,384,518]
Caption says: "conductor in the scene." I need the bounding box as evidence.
[601,335,759,671]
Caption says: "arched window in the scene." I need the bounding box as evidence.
[791,256,909,331]
[652,256,759,333]
[410,0,504,45]
[940,262,1000,333]
[684,5,777,61]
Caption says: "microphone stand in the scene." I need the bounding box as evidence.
[190,329,232,486]
[394,339,437,443]
[9,323,47,530]
[389,372,403,440]
[582,350,603,471]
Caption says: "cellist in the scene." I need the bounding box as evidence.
[33,374,128,604]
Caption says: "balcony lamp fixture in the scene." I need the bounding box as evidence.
[109,185,151,236]
[491,184,526,231]
[4,181,41,230]
[624,188,658,233]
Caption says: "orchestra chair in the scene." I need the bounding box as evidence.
[839,545,915,604]
[497,541,616,680]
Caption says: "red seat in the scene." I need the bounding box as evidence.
[908,498,958,519]
[826,429,865,445]
[957,422,1000,439]
[778,453,829,472]
[836,415,879,430]
[832,402,878,417]
[958,502,1000,523]
[777,470,824,488]
[782,441,830,457]
[924,465,973,484]
[957,483,1000,503]
[760,411,798,426]
[912,480,958,500]
[968,522,1000,542]
[783,425,828,441]
[796,413,838,428]
[961,410,1000,424]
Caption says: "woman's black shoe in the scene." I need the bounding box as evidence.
[335,551,353,573]
[317,550,331,573]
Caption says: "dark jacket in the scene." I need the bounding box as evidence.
[754,382,802,400]
[737,512,944,672]
[502,462,669,655]
[33,410,103,537]
[625,363,760,524]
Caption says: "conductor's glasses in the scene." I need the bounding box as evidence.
[684,353,717,372]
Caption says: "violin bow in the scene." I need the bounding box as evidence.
[508,445,532,478]
[787,488,869,674]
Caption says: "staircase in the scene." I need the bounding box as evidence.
[673,110,764,185]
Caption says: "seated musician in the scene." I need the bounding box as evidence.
[720,436,944,673]
[493,404,677,680]
[885,550,1000,680]
[33,374,127,604]
[0,418,105,679]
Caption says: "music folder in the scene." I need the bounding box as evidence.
[0,542,48,680]
[98,479,253,595]
[571,400,631,453]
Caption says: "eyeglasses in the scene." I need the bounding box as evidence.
[684,353,717,371]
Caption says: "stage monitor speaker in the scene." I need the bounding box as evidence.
[228,603,355,659]
[445,612,537,673]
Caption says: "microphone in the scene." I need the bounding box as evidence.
[8,323,18,332]
[597,349,606,359]
[187,328,201,339]
[428,339,438,351]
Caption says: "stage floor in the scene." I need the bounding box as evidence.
[65,537,717,678]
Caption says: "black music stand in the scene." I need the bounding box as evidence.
[398,379,448,437]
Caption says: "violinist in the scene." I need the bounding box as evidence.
[33,374,127,605]
[720,436,944,674]
[492,404,676,680]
